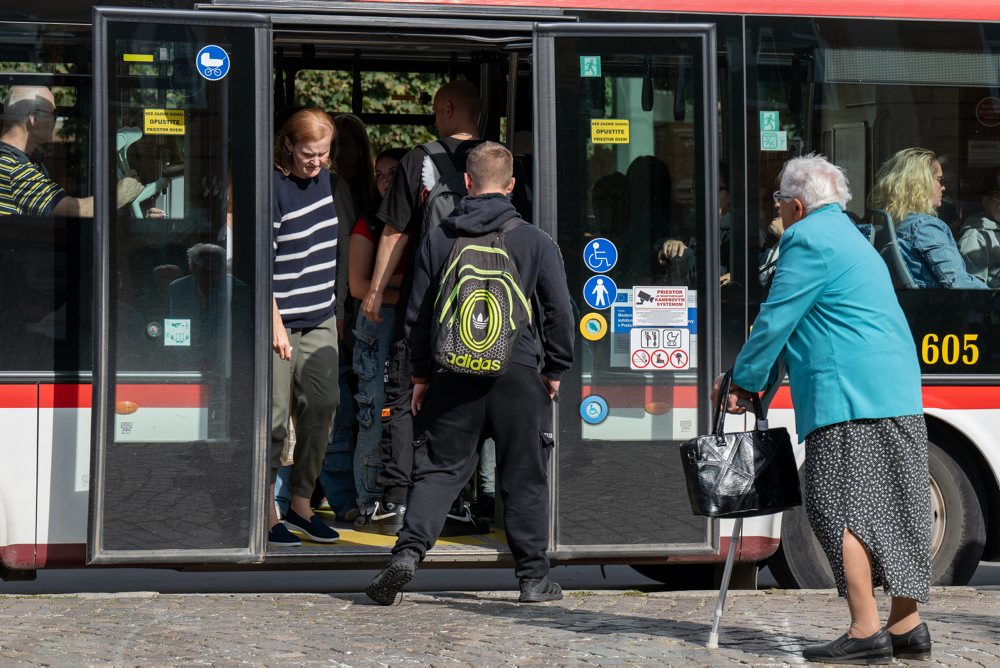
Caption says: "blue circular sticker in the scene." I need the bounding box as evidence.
[582,275,617,310]
[196,45,230,81]
[583,237,618,273]
[580,395,609,425]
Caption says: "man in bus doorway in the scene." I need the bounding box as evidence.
[365,141,574,606]
[0,85,142,217]
[357,80,506,535]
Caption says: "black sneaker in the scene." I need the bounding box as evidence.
[267,522,302,547]
[283,508,340,543]
[440,500,490,536]
[366,550,419,605]
[354,501,406,535]
[519,576,563,603]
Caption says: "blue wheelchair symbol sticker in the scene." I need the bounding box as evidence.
[580,395,608,425]
[583,275,617,310]
[196,45,230,81]
[583,237,617,273]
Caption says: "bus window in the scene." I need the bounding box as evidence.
[0,25,93,375]
[747,18,1000,375]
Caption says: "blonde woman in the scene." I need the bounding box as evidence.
[869,147,987,289]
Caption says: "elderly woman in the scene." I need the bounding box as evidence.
[870,147,987,289]
[717,154,933,663]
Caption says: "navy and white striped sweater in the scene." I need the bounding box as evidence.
[272,169,339,329]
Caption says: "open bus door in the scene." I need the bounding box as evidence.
[88,8,272,564]
[533,24,723,565]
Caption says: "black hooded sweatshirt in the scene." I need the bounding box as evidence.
[406,193,575,380]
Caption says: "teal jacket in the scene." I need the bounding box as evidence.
[733,204,923,440]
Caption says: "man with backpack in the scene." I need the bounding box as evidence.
[365,141,574,605]
[355,80,490,534]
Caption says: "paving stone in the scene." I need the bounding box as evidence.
[0,587,996,664]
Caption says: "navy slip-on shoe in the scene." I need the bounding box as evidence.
[283,508,340,543]
[802,629,893,665]
[267,522,302,547]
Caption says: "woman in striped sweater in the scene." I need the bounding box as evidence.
[268,108,343,547]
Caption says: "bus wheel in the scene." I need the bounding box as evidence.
[767,439,986,589]
[926,440,985,586]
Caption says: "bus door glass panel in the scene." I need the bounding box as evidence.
[91,10,270,562]
[747,18,1000,376]
[535,26,718,551]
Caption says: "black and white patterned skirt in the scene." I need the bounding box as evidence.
[804,414,932,603]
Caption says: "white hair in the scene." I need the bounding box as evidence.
[779,153,852,213]
[2,85,53,124]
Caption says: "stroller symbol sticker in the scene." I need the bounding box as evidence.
[196,45,230,81]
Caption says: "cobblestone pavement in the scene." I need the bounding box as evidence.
[0,586,996,665]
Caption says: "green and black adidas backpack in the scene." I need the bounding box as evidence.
[432,218,532,376]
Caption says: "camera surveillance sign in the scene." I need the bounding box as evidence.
[632,286,688,326]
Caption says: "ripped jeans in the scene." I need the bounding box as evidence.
[352,306,396,511]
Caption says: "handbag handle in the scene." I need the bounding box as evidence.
[713,369,767,436]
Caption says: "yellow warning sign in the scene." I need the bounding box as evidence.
[144,109,185,135]
[591,119,629,144]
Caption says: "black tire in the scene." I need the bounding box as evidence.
[767,439,986,589]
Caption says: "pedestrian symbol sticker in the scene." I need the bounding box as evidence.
[583,238,617,273]
[583,275,616,310]
[580,313,608,341]
[580,56,601,77]
[196,45,230,81]
[580,395,608,424]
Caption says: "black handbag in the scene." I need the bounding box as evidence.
[679,370,802,518]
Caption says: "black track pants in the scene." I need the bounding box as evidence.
[376,339,414,505]
[393,363,554,579]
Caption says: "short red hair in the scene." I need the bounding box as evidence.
[273,107,334,176]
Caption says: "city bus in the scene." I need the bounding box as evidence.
[1,0,998,589]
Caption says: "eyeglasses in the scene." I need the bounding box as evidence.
[989,193,1000,203]
[772,191,795,203]
[934,174,945,185]
[32,108,56,119]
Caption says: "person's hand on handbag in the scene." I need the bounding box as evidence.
[711,373,755,414]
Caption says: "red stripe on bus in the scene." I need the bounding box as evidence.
[0,543,87,570]
[581,384,698,409]
[0,385,37,408]
[358,0,1000,21]
[761,385,1000,411]
[0,384,204,409]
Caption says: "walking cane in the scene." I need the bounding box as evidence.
[707,517,742,649]
[706,357,783,649]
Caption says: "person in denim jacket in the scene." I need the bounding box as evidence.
[870,147,987,289]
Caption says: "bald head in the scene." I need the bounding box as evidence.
[3,86,55,125]
[433,80,482,137]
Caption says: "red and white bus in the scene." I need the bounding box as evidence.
[1,0,998,588]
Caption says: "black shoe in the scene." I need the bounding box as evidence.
[519,576,563,603]
[802,629,893,665]
[890,622,932,659]
[440,501,490,536]
[354,501,406,535]
[283,508,340,543]
[469,493,495,519]
[267,522,302,547]
[366,550,419,605]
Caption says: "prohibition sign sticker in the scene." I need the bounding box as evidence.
[649,350,669,369]
[669,350,689,368]
[632,349,650,368]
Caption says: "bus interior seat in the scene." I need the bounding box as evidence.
[866,209,918,289]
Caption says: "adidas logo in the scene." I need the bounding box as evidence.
[471,312,488,330]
